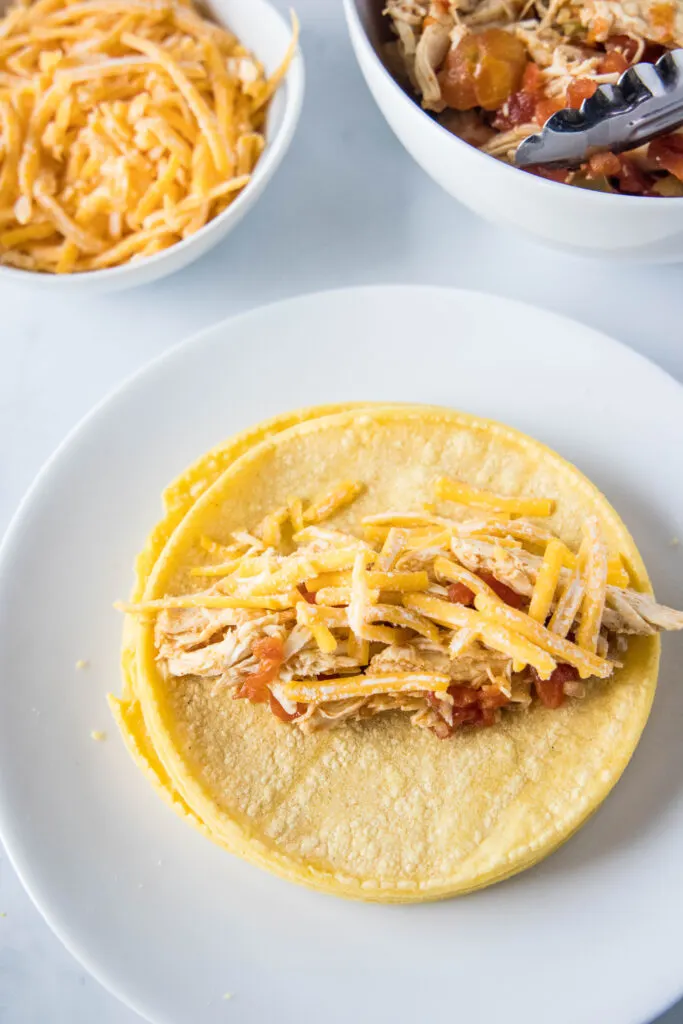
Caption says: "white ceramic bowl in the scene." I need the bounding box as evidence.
[0,0,304,292]
[345,0,683,261]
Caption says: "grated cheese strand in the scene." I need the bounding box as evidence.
[405,593,557,678]
[0,0,295,273]
[576,516,608,654]
[435,476,555,517]
[302,480,364,526]
[121,32,230,174]
[116,592,297,613]
[348,549,374,640]
[281,671,451,703]
[296,601,337,654]
[376,526,408,571]
[433,556,497,598]
[528,538,565,623]
[474,593,613,679]
[548,567,584,638]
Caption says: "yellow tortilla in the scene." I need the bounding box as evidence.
[113,403,365,813]
[113,405,659,902]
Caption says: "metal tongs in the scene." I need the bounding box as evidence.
[515,49,683,169]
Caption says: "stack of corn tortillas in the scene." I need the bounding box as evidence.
[112,404,660,902]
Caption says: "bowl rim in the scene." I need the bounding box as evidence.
[344,0,683,207]
[0,0,305,287]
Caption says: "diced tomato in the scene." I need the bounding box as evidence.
[298,583,317,604]
[587,151,622,177]
[528,165,571,183]
[268,691,303,722]
[566,78,598,108]
[451,706,482,727]
[555,663,579,685]
[432,683,509,736]
[605,34,639,63]
[533,675,564,708]
[447,582,475,605]
[615,157,654,193]
[534,96,563,126]
[448,684,480,707]
[234,635,284,703]
[532,663,579,709]
[235,677,270,703]
[431,718,455,739]
[493,88,537,130]
[479,684,510,710]
[648,133,683,181]
[475,685,509,725]
[598,50,629,74]
[522,61,542,94]
[477,571,525,609]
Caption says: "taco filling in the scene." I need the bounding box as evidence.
[384,0,683,195]
[121,474,683,739]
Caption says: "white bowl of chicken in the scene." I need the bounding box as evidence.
[344,0,683,260]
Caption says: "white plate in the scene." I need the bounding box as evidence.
[1,286,682,1024]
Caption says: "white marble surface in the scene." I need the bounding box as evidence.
[1,1,683,1021]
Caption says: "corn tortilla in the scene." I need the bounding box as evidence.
[112,405,659,901]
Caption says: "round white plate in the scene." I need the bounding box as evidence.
[1,286,682,1024]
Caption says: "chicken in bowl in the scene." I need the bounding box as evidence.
[384,0,683,194]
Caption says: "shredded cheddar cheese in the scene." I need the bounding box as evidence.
[0,0,298,273]
[117,592,297,613]
[376,527,408,571]
[303,481,365,525]
[528,539,565,623]
[435,476,555,517]
[281,672,452,703]
[296,601,337,655]
[576,517,608,654]
[559,545,629,588]
[474,594,612,679]
[348,550,374,640]
[549,567,584,638]
[405,593,557,678]
[308,569,428,593]
[433,556,497,598]
[121,476,683,739]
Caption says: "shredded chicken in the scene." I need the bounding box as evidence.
[384,0,683,195]
[384,0,430,26]
[481,124,539,160]
[464,0,529,24]
[283,650,361,679]
[155,606,246,650]
[414,20,453,106]
[126,472,683,744]
[449,537,537,596]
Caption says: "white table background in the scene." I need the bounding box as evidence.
[0,1,682,1021]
